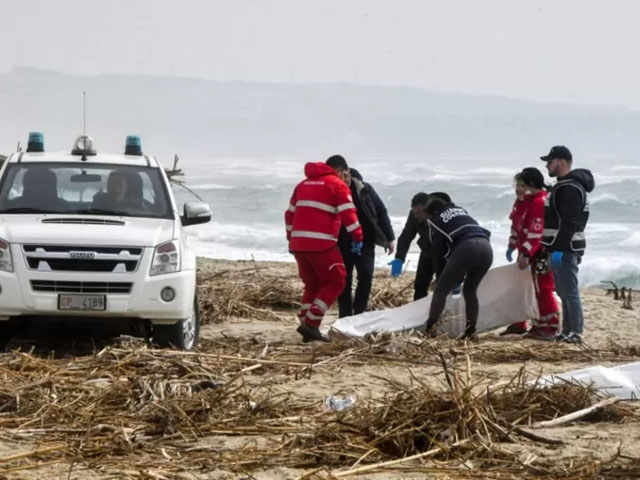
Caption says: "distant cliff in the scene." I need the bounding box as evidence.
[1,66,639,159]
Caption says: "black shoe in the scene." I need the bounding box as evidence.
[565,332,583,344]
[296,323,331,343]
[499,324,528,336]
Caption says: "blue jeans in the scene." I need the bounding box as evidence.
[551,252,584,335]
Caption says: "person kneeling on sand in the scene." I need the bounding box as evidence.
[423,196,493,339]
[284,155,364,343]
[502,167,560,340]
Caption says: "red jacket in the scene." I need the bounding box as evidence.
[508,190,546,257]
[285,162,363,252]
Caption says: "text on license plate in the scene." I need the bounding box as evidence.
[58,294,106,311]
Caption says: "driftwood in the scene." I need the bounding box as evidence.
[604,281,635,310]
[532,396,619,429]
[332,439,470,477]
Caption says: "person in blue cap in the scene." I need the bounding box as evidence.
[540,146,595,344]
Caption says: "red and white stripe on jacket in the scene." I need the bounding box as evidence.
[285,162,363,252]
[508,199,524,250]
[511,190,546,257]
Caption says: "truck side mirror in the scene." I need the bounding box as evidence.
[181,201,211,226]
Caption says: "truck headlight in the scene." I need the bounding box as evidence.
[0,238,13,273]
[150,240,181,276]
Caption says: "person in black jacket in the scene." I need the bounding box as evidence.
[337,165,396,317]
[390,192,452,300]
[540,146,595,344]
[424,197,493,339]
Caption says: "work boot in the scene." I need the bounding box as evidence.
[296,323,331,343]
[499,324,528,336]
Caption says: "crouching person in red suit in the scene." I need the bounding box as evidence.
[285,155,364,343]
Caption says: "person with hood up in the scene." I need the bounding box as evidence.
[540,146,595,344]
[337,164,395,318]
[285,155,364,343]
[504,167,560,340]
[423,196,493,339]
[390,191,452,300]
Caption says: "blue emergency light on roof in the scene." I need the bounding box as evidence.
[125,135,142,156]
[26,131,44,153]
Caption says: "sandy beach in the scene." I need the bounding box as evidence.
[1,257,639,479]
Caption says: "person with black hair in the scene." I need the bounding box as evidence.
[503,167,560,340]
[424,197,493,338]
[390,192,432,300]
[337,166,395,317]
[391,191,452,300]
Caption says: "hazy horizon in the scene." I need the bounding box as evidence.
[2,1,640,109]
[2,66,640,161]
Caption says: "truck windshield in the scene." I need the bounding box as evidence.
[0,163,173,219]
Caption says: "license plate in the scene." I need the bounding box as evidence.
[58,294,106,311]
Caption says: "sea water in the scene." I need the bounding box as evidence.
[175,155,640,288]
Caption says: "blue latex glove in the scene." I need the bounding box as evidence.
[389,258,403,278]
[451,283,461,295]
[351,241,363,255]
[506,248,514,263]
[551,251,563,266]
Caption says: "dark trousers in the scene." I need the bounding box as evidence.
[552,252,584,335]
[338,245,376,318]
[414,250,435,300]
[427,237,493,334]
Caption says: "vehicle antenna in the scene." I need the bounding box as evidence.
[83,91,86,136]
[82,91,87,161]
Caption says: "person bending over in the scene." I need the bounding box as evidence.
[391,191,452,300]
[424,197,493,339]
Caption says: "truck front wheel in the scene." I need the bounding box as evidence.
[152,293,200,350]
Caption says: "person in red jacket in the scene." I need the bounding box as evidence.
[506,167,560,340]
[500,173,529,335]
[285,155,364,343]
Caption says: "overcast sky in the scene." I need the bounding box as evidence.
[1,0,639,108]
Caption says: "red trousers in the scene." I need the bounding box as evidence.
[512,264,560,333]
[294,247,346,327]
[531,268,560,333]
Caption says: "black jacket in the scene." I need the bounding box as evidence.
[338,169,395,251]
[427,204,491,276]
[395,212,430,262]
[542,169,595,253]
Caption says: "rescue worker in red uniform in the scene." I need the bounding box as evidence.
[500,173,529,335]
[506,167,560,340]
[285,155,364,343]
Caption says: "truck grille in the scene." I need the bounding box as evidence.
[31,281,133,294]
[22,245,143,273]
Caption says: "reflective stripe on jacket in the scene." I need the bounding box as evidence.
[542,178,589,252]
[511,191,546,257]
[285,162,363,252]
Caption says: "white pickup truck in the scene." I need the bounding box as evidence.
[0,133,211,350]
